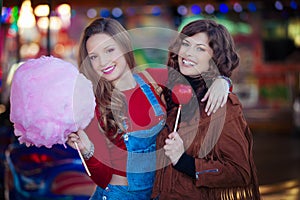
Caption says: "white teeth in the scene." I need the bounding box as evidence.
[102,65,115,72]
[183,59,195,66]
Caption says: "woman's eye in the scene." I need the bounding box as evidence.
[89,55,96,60]
[106,48,115,53]
[182,42,189,47]
[196,47,204,52]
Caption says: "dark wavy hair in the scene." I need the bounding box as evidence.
[165,19,240,111]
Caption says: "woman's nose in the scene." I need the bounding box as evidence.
[185,46,194,56]
[97,55,109,67]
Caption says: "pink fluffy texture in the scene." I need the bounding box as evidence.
[10,56,96,148]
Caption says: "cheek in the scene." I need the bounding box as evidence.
[199,57,211,69]
[91,62,98,71]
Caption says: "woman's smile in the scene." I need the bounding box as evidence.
[102,64,116,74]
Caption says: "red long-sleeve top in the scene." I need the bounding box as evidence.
[85,67,167,188]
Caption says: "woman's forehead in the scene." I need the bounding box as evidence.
[184,32,209,45]
[87,33,117,51]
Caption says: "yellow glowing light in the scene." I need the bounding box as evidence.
[0,104,6,115]
[19,43,40,58]
[37,16,62,32]
[295,35,300,47]
[34,4,50,17]
[57,4,71,16]
[17,0,36,29]
[54,43,65,55]
[37,17,49,30]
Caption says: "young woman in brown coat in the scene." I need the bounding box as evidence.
[152,19,261,200]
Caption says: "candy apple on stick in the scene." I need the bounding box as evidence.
[171,84,193,132]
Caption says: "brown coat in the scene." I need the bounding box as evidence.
[152,93,261,200]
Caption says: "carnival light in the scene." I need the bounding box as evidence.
[57,4,71,29]
[100,8,110,17]
[177,5,188,16]
[112,7,123,18]
[37,16,62,32]
[275,1,284,10]
[191,4,201,15]
[17,0,36,29]
[87,8,97,18]
[205,4,215,14]
[233,2,243,13]
[34,4,50,17]
[290,0,298,10]
[219,3,229,14]
[152,6,161,16]
[248,2,257,12]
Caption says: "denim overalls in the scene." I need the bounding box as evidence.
[90,73,165,200]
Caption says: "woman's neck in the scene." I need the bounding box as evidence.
[114,70,137,91]
[184,75,208,100]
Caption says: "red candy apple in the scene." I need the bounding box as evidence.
[172,84,193,104]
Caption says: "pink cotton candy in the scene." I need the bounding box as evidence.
[10,56,96,148]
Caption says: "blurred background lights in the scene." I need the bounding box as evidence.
[191,4,201,15]
[126,7,136,16]
[1,7,9,23]
[290,0,298,10]
[177,5,188,16]
[34,5,49,17]
[54,43,65,55]
[100,8,110,17]
[205,4,215,14]
[233,2,243,13]
[37,16,62,32]
[219,3,229,13]
[151,6,161,16]
[87,8,97,18]
[248,2,257,12]
[112,7,123,18]
[57,4,71,16]
[57,4,71,29]
[275,1,284,10]
[20,43,40,58]
[17,0,36,29]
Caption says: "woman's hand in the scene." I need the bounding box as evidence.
[201,78,229,116]
[67,129,92,155]
[164,132,184,165]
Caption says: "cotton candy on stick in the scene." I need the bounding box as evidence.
[10,56,96,176]
[171,84,193,132]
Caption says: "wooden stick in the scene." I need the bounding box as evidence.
[173,104,182,132]
[74,142,91,176]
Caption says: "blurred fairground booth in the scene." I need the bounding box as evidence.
[1,0,300,133]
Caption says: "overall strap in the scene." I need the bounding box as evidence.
[133,73,164,116]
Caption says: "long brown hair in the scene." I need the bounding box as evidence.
[78,17,136,137]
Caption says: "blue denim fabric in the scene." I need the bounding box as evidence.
[125,122,164,192]
[123,74,165,192]
[91,73,165,199]
[90,184,152,200]
[132,74,164,117]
